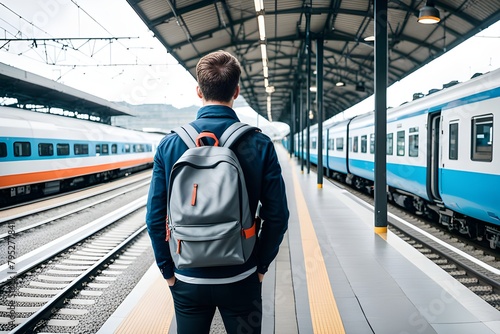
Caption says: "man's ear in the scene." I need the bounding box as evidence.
[233,84,240,100]
[196,86,203,99]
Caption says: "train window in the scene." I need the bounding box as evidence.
[146,144,152,152]
[111,144,118,154]
[397,131,405,156]
[370,134,375,154]
[134,144,145,152]
[449,123,459,160]
[123,144,130,153]
[96,144,101,154]
[14,142,31,157]
[328,138,334,150]
[0,142,6,157]
[74,144,89,155]
[102,144,109,155]
[361,135,367,153]
[311,138,317,149]
[471,115,493,162]
[387,133,393,155]
[336,137,344,151]
[353,136,358,153]
[38,143,53,156]
[57,144,70,156]
[409,134,419,157]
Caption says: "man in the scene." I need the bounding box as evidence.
[146,50,289,333]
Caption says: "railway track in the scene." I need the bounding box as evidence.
[319,170,500,311]
[0,180,150,239]
[0,176,155,332]
[0,170,152,223]
[0,173,151,263]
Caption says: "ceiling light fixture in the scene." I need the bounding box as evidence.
[257,15,266,40]
[254,0,273,122]
[336,81,345,87]
[254,0,264,12]
[417,1,440,24]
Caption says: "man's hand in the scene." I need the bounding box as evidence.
[258,273,264,282]
[166,276,176,286]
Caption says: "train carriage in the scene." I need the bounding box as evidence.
[438,79,500,234]
[292,67,500,247]
[0,107,164,207]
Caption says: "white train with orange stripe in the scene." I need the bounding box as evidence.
[0,106,164,207]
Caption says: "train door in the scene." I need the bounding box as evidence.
[428,112,442,201]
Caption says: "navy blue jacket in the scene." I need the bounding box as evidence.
[146,105,289,280]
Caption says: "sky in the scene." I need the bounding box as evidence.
[0,1,499,122]
[0,0,200,109]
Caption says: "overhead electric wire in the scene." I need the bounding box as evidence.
[0,1,171,69]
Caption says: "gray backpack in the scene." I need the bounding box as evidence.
[167,122,259,269]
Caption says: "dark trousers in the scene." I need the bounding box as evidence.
[169,272,262,334]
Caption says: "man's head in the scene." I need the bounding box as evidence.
[196,50,241,104]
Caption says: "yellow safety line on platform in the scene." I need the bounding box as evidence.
[291,165,345,334]
[115,274,174,333]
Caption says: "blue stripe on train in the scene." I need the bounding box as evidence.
[440,169,500,225]
[349,159,428,200]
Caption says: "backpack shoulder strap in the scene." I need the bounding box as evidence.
[172,124,199,149]
[220,122,260,148]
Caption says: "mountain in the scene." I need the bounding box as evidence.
[111,101,290,140]
[111,103,198,133]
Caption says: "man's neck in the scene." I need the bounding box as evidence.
[202,100,233,108]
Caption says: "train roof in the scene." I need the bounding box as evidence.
[0,106,163,141]
[127,0,500,124]
[386,68,500,122]
[0,62,135,124]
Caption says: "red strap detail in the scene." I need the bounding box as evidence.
[196,132,219,147]
[191,183,198,206]
[165,217,170,241]
[176,239,181,254]
[242,221,257,239]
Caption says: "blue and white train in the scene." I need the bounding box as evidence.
[0,107,165,207]
[293,68,500,248]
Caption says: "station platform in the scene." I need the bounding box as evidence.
[99,144,500,334]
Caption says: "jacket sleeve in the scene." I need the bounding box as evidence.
[146,135,178,279]
[256,141,289,274]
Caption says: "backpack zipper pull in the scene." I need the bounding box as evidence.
[191,183,198,206]
[176,239,181,254]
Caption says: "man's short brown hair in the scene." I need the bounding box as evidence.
[196,50,241,103]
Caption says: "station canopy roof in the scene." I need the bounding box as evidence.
[126,0,500,124]
[0,62,134,124]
